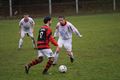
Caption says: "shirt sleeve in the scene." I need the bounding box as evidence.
[54,25,59,37]
[69,22,81,37]
[50,36,58,46]
[48,28,58,46]
[19,19,23,26]
[29,17,35,26]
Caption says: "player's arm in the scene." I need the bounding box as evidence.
[30,18,35,27]
[70,23,82,37]
[50,35,58,46]
[30,18,35,32]
[54,25,59,38]
[19,26,21,34]
[19,20,22,34]
[49,35,60,53]
[31,19,35,27]
[48,28,58,46]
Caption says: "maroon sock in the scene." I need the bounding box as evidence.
[28,58,42,67]
[43,59,53,72]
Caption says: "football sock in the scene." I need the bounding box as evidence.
[70,52,74,58]
[53,52,59,64]
[31,37,36,48]
[69,52,74,63]
[28,58,43,68]
[18,38,23,48]
[43,59,53,73]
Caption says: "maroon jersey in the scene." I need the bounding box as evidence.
[37,25,58,49]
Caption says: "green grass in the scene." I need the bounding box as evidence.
[0,13,120,80]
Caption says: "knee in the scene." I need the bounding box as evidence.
[20,37,24,40]
[19,38,23,42]
[56,47,60,53]
[67,51,72,55]
[67,51,71,53]
[38,56,43,62]
[49,57,54,62]
[31,37,34,40]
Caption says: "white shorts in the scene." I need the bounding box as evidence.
[38,49,54,58]
[21,30,34,38]
[58,38,72,51]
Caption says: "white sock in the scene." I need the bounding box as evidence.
[70,52,74,58]
[53,52,59,64]
[18,38,23,48]
[32,39,35,48]
[31,38,36,48]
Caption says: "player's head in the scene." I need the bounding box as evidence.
[24,14,29,22]
[58,16,66,26]
[44,16,52,25]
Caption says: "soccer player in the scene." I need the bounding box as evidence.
[53,16,82,65]
[18,14,36,49]
[25,16,58,74]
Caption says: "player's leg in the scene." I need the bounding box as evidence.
[31,37,37,49]
[18,31,25,49]
[42,49,54,74]
[25,50,44,74]
[64,39,74,63]
[28,32,36,49]
[67,51,74,63]
[52,47,60,65]
[53,38,63,65]
[43,57,54,74]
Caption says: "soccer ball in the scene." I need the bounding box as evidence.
[59,65,67,73]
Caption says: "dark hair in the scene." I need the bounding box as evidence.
[58,16,65,19]
[23,13,29,16]
[44,16,51,24]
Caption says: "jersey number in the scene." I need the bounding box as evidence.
[39,28,46,41]
[40,32,44,39]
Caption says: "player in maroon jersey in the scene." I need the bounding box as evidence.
[25,16,58,74]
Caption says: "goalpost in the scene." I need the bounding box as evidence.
[113,0,116,11]
[49,0,52,15]
[9,0,12,17]
[76,0,79,14]
[8,0,117,17]
[49,0,116,15]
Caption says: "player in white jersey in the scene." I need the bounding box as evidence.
[53,16,82,65]
[18,14,36,49]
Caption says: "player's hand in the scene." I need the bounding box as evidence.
[56,47,60,51]
[32,29,34,33]
[54,37,56,39]
[79,35,83,38]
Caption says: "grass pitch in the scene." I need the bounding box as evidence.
[0,13,120,80]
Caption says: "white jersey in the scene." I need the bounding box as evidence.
[54,21,81,40]
[19,17,35,32]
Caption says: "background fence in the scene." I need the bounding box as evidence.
[0,0,120,17]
